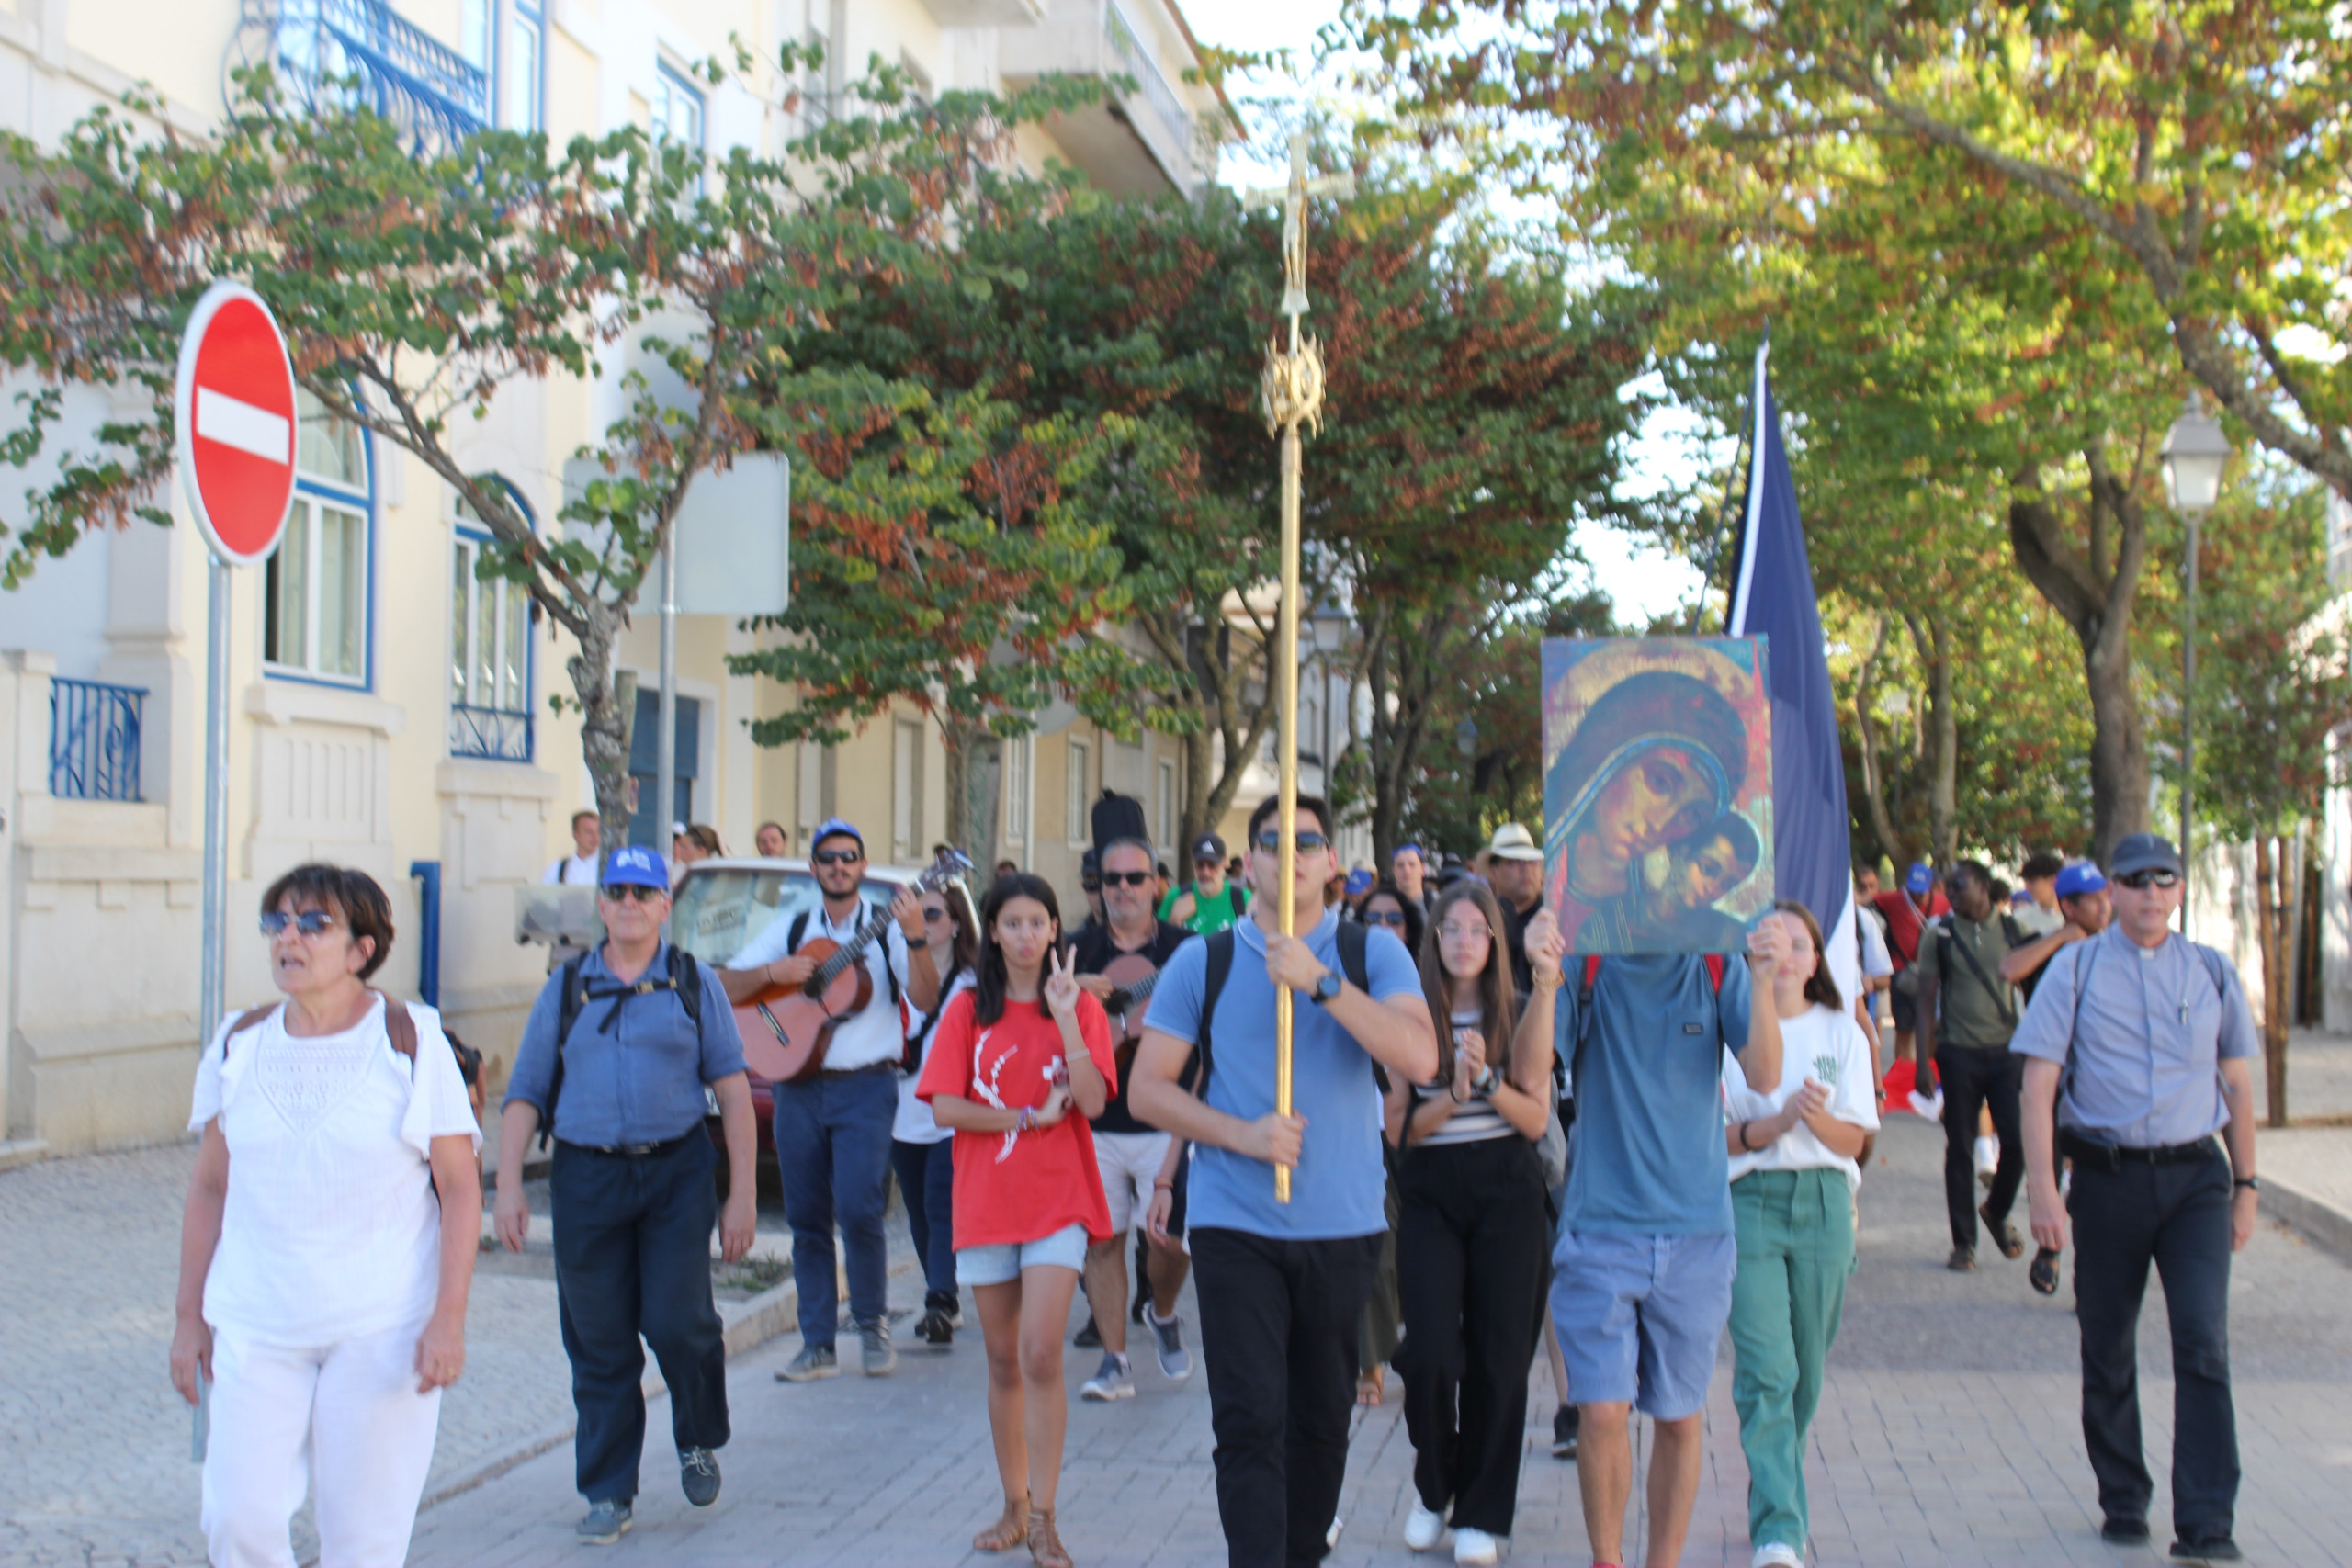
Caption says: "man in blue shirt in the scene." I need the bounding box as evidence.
[2016,835,2258,1562]
[1132,793,1438,1568]
[1553,921,1787,1568]
[493,845,755,1546]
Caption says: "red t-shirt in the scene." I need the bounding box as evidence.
[916,990,1117,1250]
[1873,889,1951,968]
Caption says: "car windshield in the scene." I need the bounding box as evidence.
[666,867,908,968]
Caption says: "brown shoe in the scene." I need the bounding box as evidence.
[975,1496,1029,1553]
[1980,1202,2025,1259]
[1028,1497,1072,1568]
[1946,1246,1977,1272]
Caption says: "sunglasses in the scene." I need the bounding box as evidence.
[811,848,864,867]
[922,907,951,923]
[1363,909,1407,928]
[600,884,665,903]
[1254,830,1330,852]
[2117,869,2180,890]
[1436,920,1491,942]
[259,909,336,938]
[1081,879,1102,894]
[1100,870,1152,888]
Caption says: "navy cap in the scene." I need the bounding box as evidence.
[1905,861,1933,895]
[2107,833,2183,880]
[2054,861,2108,899]
[809,818,864,852]
[602,845,669,889]
[1192,833,1226,863]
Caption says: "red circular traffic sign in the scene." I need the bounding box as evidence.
[174,281,299,566]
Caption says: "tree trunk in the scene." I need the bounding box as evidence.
[2256,833,2290,1128]
[1850,615,1908,867]
[935,715,999,873]
[568,613,634,859]
[1903,610,1959,867]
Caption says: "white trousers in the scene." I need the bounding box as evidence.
[202,1316,443,1568]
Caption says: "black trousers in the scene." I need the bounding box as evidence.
[1192,1226,1384,1568]
[552,1135,731,1503]
[2069,1145,2239,1540]
[1396,1137,1550,1535]
[1935,1046,2024,1249]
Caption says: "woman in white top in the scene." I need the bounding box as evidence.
[895,878,980,1350]
[169,864,482,1567]
[1385,882,1566,1568]
[1720,901,1882,1568]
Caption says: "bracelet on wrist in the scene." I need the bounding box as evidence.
[1016,1107,1036,1134]
[1153,1178,1176,1190]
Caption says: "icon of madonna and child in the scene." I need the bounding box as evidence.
[1542,637,1775,955]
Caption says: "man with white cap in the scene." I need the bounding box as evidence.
[2014,833,2258,1563]
[1483,823,1546,998]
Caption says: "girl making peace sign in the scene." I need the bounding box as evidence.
[919,874,1117,1568]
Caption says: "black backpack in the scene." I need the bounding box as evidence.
[540,946,707,1148]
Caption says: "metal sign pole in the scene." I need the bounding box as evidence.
[198,553,231,1048]
[656,533,677,853]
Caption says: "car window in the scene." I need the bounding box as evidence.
[667,867,913,968]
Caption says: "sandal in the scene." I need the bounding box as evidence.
[1356,1369,1386,1406]
[1980,1201,2025,1260]
[975,1496,1029,1553]
[2030,1247,2061,1296]
[1028,1496,1072,1568]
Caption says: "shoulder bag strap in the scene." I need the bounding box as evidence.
[1943,918,2018,1029]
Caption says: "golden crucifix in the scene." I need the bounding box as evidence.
[1243,133,1352,1202]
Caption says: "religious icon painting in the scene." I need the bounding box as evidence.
[1541,637,1774,956]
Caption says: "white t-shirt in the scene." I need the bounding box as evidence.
[729,898,913,1073]
[1722,1002,1882,1190]
[542,853,598,886]
[2011,902,2065,937]
[895,967,976,1145]
[188,997,481,1345]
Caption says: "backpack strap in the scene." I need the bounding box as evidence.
[540,953,591,1150]
[667,947,706,1041]
[1193,930,1238,1097]
[902,956,967,1073]
[1573,953,1727,1094]
[1334,919,1371,995]
[378,993,417,1064]
[220,1003,278,1057]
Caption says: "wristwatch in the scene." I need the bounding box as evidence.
[1472,1065,1500,1098]
[2234,1175,2262,1192]
[1309,970,1343,1007]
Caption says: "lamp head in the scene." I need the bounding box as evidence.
[2160,395,2231,515]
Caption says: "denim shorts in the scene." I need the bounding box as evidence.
[1551,1228,1736,1420]
[956,1223,1089,1287]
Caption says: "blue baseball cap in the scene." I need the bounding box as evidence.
[602,845,669,890]
[809,818,864,852]
[1905,862,1933,895]
[1344,869,1374,898]
[1393,841,1425,863]
[2055,860,2109,899]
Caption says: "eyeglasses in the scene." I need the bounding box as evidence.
[1363,909,1407,929]
[599,884,665,903]
[259,909,336,938]
[811,848,864,867]
[922,908,950,923]
[1436,921,1491,942]
[1101,870,1152,888]
[2117,869,2180,890]
[1081,879,1101,894]
[1255,830,1330,852]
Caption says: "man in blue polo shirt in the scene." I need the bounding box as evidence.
[1554,921,1787,1568]
[1132,793,1438,1568]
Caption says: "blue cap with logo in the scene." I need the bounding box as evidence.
[1905,861,1933,895]
[1344,869,1374,898]
[810,818,864,852]
[1393,841,1425,862]
[2054,860,2108,899]
[602,844,669,890]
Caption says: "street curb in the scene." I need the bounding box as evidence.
[2265,1175,2352,1266]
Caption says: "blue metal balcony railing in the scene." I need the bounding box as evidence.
[1102,1,1194,181]
[449,703,532,762]
[272,0,489,152]
[50,678,145,802]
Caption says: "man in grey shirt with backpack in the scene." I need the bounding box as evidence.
[1914,859,2030,1271]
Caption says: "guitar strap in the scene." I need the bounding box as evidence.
[789,903,903,1008]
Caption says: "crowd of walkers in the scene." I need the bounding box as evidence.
[171,807,2261,1568]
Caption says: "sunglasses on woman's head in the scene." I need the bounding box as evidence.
[2117,869,2180,890]
[1254,830,1330,852]
[811,848,864,867]
[1100,870,1152,888]
[600,884,664,903]
[259,909,336,937]
[1363,909,1407,928]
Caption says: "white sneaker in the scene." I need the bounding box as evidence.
[1974,1134,1999,1180]
[1752,1543,1804,1568]
[1404,1497,1446,1551]
[1453,1526,1499,1565]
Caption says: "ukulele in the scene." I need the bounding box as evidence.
[1095,949,1169,1084]
[738,848,973,1085]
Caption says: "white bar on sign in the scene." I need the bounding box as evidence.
[194,386,292,465]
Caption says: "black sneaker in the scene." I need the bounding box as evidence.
[1073,1314,1102,1348]
[2101,1518,2151,1546]
[576,1499,633,1544]
[680,1447,721,1507]
[2170,1539,2242,1562]
[1551,1405,1580,1461]
[918,1306,955,1348]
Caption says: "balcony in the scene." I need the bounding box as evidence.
[1001,0,1202,199]
[449,703,532,763]
[921,0,1048,23]
[50,678,144,802]
[264,0,489,152]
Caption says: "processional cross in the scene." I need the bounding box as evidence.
[1241,133,1353,1203]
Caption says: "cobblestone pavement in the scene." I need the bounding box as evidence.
[405,1114,2352,1568]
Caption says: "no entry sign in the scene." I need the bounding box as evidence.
[174,281,299,565]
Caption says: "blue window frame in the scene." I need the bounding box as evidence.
[652,60,704,163]
[449,489,535,762]
[508,1,545,132]
[265,388,373,690]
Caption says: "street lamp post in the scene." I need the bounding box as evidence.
[2160,395,2231,934]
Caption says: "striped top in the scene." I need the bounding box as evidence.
[1412,1009,1515,1146]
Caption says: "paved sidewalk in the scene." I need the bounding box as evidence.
[407,1114,2352,1567]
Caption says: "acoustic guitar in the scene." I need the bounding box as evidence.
[738,849,972,1085]
[1095,949,1170,1085]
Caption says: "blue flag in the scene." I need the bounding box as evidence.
[1726,344,1860,1000]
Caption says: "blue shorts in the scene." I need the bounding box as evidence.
[956,1223,1088,1287]
[1551,1229,1736,1420]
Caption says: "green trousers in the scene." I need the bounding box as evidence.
[1728,1167,1856,1553]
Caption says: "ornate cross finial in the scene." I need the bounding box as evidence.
[1243,133,1354,435]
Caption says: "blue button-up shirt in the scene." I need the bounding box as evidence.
[2009,927,2255,1148]
[503,941,745,1148]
